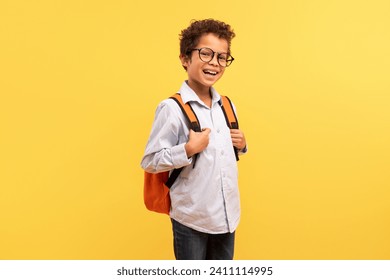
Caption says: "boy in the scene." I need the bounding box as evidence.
[141,19,247,260]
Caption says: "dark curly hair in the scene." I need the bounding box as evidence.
[179,19,235,58]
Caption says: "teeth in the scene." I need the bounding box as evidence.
[204,70,217,75]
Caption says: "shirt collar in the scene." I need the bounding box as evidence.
[178,81,221,107]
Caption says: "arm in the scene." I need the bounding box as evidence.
[141,100,211,173]
[141,101,191,173]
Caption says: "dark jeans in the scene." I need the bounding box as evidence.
[171,219,235,260]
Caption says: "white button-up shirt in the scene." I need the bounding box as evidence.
[141,81,244,234]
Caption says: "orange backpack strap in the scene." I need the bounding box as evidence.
[165,94,201,188]
[219,95,240,161]
[219,95,239,129]
[170,93,202,132]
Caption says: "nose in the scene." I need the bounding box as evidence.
[209,53,219,66]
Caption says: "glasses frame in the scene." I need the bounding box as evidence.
[189,47,235,67]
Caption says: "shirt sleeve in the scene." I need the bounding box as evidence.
[141,100,192,173]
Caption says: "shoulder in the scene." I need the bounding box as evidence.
[153,96,183,120]
[220,95,238,112]
[157,97,181,112]
[211,88,237,110]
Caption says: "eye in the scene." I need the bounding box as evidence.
[200,49,213,57]
[218,54,228,61]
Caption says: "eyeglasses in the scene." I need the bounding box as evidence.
[190,47,234,67]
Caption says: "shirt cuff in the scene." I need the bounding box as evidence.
[171,143,192,168]
[239,145,248,155]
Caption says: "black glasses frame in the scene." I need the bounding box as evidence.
[189,47,234,67]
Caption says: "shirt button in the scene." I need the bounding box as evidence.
[217,129,220,133]
[221,150,224,155]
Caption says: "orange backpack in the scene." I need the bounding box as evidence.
[144,93,239,215]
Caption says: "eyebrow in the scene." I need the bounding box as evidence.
[197,46,229,53]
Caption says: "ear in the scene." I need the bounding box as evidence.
[179,54,190,71]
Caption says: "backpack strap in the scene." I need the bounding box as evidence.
[169,93,202,167]
[165,94,201,188]
[219,95,240,161]
[170,93,202,133]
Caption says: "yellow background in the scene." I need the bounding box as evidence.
[1,0,389,259]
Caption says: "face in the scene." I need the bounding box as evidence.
[181,33,229,93]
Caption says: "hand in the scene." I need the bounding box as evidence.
[185,128,211,158]
[230,129,246,150]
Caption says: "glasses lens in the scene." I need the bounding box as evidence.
[224,55,234,67]
[218,53,229,67]
[198,48,214,62]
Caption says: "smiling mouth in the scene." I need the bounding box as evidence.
[203,69,218,76]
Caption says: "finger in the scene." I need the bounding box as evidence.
[202,128,211,134]
[230,131,242,138]
[230,133,242,139]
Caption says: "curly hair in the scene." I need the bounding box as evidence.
[179,19,235,58]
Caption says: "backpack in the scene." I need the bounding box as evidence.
[143,93,239,215]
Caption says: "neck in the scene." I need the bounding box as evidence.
[187,80,212,107]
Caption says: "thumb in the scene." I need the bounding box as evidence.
[202,128,211,134]
[188,129,196,136]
